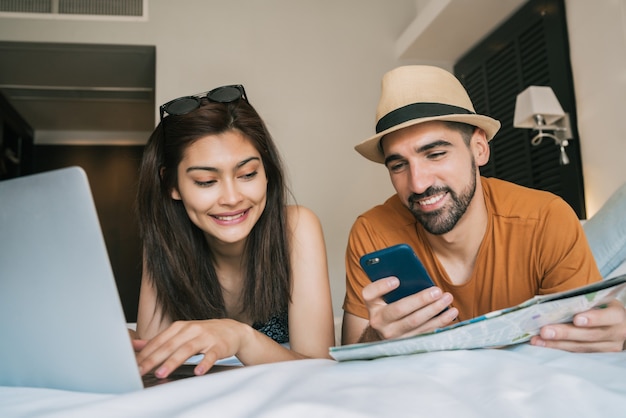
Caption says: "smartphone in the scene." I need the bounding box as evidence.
[359,243,435,304]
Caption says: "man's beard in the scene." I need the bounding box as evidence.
[408,164,477,235]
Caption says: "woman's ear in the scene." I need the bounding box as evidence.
[160,166,181,200]
[471,128,491,166]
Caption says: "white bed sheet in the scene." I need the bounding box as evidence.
[1,344,625,418]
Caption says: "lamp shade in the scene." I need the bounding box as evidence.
[513,86,565,128]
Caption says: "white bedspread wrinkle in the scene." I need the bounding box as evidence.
[1,345,625,418]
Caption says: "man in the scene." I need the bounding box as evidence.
[342,65,626,352]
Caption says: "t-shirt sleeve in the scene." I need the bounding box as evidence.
[343,216,384,319]
[535,197,602,294]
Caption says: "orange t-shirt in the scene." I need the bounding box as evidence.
[343,177,601,321]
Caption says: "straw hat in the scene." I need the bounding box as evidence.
[355,65,501,163]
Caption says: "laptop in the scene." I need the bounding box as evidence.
[0,166,213,394]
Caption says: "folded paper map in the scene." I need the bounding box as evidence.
[330,274,626,361]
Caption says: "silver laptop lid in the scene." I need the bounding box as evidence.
[0,166,143,393]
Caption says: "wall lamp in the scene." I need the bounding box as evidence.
[513,86,573,165]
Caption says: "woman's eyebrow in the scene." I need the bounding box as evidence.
[237,156,261,168]
[186,156,261,173]
[186,165,217,173]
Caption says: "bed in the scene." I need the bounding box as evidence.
[1,343,625,417]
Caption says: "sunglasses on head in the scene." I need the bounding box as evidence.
[159,84,248,121]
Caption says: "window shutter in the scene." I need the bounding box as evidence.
[455,0,586,218]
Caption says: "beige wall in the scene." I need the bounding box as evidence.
[0,0,411,316]
[1,0,624,317]
[565,0,626,216]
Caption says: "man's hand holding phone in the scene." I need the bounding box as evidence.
[359,244,458,341]
[362,277,457,341]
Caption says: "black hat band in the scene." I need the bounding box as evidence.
[375,102,475,134]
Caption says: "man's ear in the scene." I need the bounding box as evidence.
[471,128,491,166]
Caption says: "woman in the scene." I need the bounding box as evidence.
[133,85,335,379]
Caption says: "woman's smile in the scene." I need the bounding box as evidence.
[211,209,250,224]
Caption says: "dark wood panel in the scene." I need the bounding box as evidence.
[33,144,144,322]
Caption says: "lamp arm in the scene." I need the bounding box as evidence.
[530,131,561,146]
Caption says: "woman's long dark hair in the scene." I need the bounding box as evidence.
[136,97,291,323]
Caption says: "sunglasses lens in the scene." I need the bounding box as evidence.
[207,86,242,103]
[165,97,200,116]
[160,86,246,120]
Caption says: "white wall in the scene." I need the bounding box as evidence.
[1,0,625,317]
